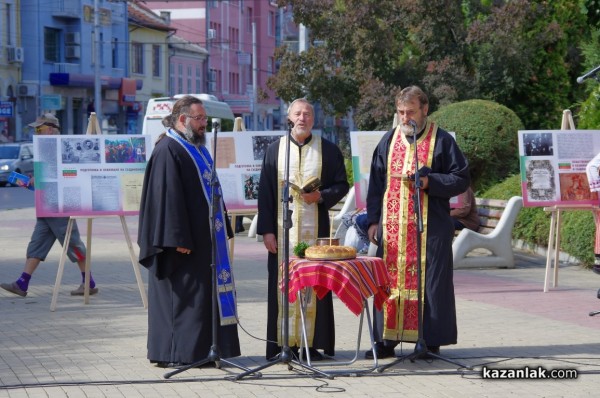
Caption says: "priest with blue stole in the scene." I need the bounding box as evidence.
[138,95,240,368]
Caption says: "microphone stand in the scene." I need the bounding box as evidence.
[165,121,255,379]
[235,121,332,380]
[378,121,468,373]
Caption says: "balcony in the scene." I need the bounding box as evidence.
[54,63,81,74]
[52,0,80,19]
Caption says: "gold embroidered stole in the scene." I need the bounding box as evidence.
[382,122,437,342]
[276,135,321,347]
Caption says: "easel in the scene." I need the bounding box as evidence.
[542,110,599,292]
[227,209,257,263]
[50,113,148,311]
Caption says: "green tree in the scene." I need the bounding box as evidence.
[467,0,587,129]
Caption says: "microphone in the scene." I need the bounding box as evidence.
[408,120,417,132]
[212,120,220,130]
[287,119,295,129]
[577,65,600,84]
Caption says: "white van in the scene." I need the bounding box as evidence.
[142,94,235,145]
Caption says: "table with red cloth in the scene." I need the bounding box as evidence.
[285,256,391,316]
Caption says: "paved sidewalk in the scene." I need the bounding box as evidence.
[1,207,599,397]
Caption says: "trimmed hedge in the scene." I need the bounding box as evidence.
[430,99,524,192]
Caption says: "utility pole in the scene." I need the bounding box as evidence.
[252,22,258,131]
[94,0,102,129]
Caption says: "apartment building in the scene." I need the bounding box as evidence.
[147,1,281,130]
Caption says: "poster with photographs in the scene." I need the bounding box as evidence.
[518,130,600,207]
[33,134,151,217]
[204,130,284,210]
[350,130,461,209]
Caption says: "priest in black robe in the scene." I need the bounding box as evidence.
[366,86,470,359]
[138,96,240,367]
[257,98,349,361]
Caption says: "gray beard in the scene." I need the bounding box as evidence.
[183,122,206,146]
[400,124,415,136]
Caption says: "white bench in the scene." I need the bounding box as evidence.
[452,196,523,269]
[362,196,523,269]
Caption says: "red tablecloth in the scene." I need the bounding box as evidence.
[285,256,391,316]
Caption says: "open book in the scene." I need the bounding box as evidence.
[288,176,321,193]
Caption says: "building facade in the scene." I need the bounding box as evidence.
[147,1,281,131]
[19,0,134,136]
[0,0,22,140]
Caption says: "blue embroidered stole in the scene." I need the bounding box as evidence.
[166,129,237,326]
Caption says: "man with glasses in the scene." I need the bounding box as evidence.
[138,96,240,368]
[1,114,97,297]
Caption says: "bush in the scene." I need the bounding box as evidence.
[429,100,524,192]
[481,174,595,267]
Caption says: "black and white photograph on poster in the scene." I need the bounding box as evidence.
[523,132,554,156]
[242,173,260,200]
[105,137,147,163]
[252,135,280,161]
[525,159,556,201]
[62,138,101,163]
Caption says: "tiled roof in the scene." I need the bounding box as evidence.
[128,0,175,32]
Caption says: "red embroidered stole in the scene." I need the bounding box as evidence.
[381,122,438,342]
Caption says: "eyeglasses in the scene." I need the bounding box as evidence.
[185,114,208,122]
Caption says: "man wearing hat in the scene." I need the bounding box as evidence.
[0,114,98,297]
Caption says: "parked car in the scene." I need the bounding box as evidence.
[0,142,34,187]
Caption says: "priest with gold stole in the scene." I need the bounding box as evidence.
[257,98,349,361]
[365,86,470,359]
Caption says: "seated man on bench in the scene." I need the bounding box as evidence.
[450,187,479,232]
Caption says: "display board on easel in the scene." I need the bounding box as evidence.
[518,110,600,292]
[38,113,149,311]
[518,125,600,208]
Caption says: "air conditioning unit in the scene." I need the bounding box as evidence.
[208,28,217,40]
[7,46,24,63]
[65,45,81,59]
[17,83,38,97]
[65,32,81,45]
[208,81,217,92]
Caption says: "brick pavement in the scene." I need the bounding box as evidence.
[1,207,599,397]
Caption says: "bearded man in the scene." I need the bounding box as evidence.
[138,95,240,368]
[366,86,470,359]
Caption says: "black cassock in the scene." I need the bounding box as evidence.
[367,126,470,347]
[257,135,349,360]
[138,134,240,364]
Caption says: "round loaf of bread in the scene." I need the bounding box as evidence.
[304,245,357,260]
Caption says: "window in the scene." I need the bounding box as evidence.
[229,72,239,94]
[229,27,239,49]
[112,38,118,68]
[152,45,161,77]
[267,56,274,76]
[5,3,13,46]
[44,27,60,62]
[178,64,183,93]
[99,32,104,66]
[268,11,275,36]
[246,7,253,32]
[196,66,201,93]
[132,42,144,74]
[170,62,175,96]
[187,65,192,93]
